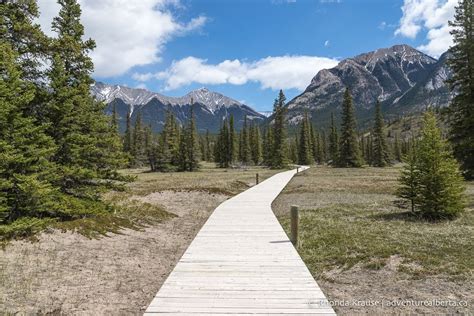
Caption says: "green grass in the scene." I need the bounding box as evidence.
[275,166,474,279]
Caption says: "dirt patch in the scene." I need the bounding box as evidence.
[0,191,228,315]
[319,262,473,315]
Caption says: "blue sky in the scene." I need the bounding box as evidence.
[38,0,458,111]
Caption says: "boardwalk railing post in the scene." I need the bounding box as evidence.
[290,205,299,247]
[256,173,259,185]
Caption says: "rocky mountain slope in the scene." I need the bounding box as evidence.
[91,82,265,133]
[285,44,452,127]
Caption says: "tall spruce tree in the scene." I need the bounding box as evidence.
[372,100,391,167]
[132,112,146,166]
[1,0,50,83]
[298,113,313,165]
[250,124,262,165]
[179,104,200,171]
[47,0,125,196]
[0,41,58,222]
[271,91,289,169]
[124,110,132,153]
[111,104,118,132]
[415,112,466,218]
[447,0,474,179]
[228,115,237,164]
[394,133,402,162]
[262,127,273,166]
[337,88,363,167]
[215,119,230,168]
[396,143,419,213]
[328,113,339,164]
[240,116,252,164]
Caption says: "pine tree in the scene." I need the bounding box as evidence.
[228,115,237,164]
[132,112,146,166]
[124,110,132,153]
[111,104,119,132]
[320,130,327,163]
[372,100,391,167]
[396,143,419,213]
[186,105,200,171]
[262,127,273,166]
[215,120,230,168]
[298,113,313,165]
[250,124,262,165]
[394,133,402,162]
[271,90,289,169]
[416,112,466,218]
[328,113,339,164]
[447,0,474,179]
[337,88,363,167]
[1,0,50,83]
[0,41,57,222]
[46,0,126,195]
[240,116,252,165]
[205,129,212,162]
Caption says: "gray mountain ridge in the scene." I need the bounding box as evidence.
[91,82,266,133]
[285,44,452,127]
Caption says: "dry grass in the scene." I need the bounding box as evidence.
[116,162,280,197]
[273,165,473,315]
[0,164,282,314]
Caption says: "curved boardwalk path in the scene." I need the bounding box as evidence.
[145,167,336,315]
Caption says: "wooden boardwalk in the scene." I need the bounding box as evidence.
[144,167,336,315]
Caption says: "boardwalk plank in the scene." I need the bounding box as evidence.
[144,167,335,315]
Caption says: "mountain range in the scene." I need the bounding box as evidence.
[91,82,265,133]
[286,44,452,127]
[93,44,452,133]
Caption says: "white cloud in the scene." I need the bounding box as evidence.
[136,55,338,91]
[324,40,330,47]
[395,0,459,57]
[37,0,206,77]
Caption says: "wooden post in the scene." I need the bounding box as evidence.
[290,205,299,247]
[297,167,299,173]
[256,173,259,185]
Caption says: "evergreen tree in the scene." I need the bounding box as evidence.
[271,91,289,169]
[0,41,57,222]
[337,88,363,167]
[250,124,262,165]
[182,104,200,171]
[46,0,125,195]
[298,113,313,165]
[416,112,466,218]
[447,0,474,179]
[397,143,419,213]
[372,100,391,167]
[240,116,252,164]
[1,0,50,83]
[328,113,339,164]
[205,129,212,162]
[321,130,327,163]
[228,115,237,164]
[124,110,132,153]
[132,112,146,166]
[262,127,274,166]
[309,123,318,163]
[215,120,230,168]
[111,104,118,132]
[394,133,402,162]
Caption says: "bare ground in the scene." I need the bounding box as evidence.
[0,190,228,315]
